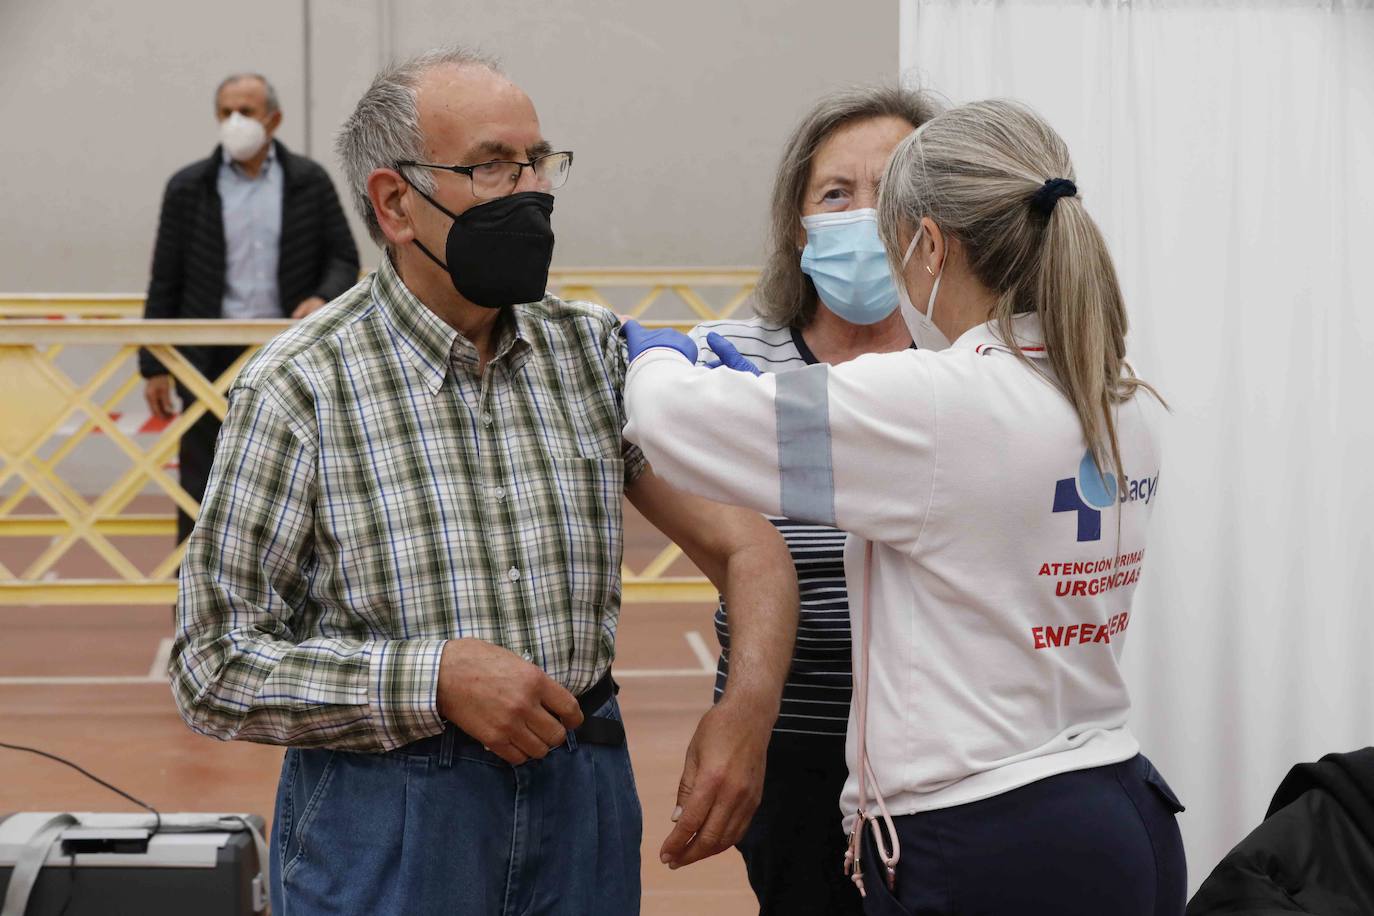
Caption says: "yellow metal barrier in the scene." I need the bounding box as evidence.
[0,269,759,320]
[0,270,758,606]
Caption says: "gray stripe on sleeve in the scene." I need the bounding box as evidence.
[775,364,836,525]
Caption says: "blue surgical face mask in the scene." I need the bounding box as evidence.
[799,208,899,326]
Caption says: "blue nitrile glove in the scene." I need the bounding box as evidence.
[620,319,698,365]
[702,332,763,376]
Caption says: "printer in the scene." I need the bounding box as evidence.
[0,812,267,916]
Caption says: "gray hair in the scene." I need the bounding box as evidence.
[878,99,1162,495]
[336,45,502,247]
[755,85,940,328]
[214,73,280,114]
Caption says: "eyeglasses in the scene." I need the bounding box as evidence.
[396,151,574,200]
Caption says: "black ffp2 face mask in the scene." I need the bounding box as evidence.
[406,184,556,309]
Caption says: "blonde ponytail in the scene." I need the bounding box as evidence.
[879,99,1163,486]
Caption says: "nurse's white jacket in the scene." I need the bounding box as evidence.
[623,314,1165,827]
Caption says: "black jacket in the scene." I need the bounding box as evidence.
[1188,748,1374,915]
[140,140,360,377]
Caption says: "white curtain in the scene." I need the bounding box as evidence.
[899,0,1374,892]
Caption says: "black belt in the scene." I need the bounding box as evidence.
[562,672,624,746]
[406,672,624,756]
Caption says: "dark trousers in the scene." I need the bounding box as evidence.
[737,732,864,916]
[858,754,1187,916]
[173,346,245,544]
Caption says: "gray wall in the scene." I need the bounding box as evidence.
[0,0,899,292]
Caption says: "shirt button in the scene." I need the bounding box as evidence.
[507,567,521,581]
[494,487,507,501]
[481,412,493,427]
[521,651,533,662]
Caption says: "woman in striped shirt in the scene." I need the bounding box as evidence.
[689,85,938,916]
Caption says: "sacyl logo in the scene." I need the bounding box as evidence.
[1052,449,1158,542]
[1053,450,1117,542]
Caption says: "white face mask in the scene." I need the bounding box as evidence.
[219,112,267,162]
[894,224,951,351]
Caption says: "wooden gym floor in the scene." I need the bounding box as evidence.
[0,499,765,915]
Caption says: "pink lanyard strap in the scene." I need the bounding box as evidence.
[843,540,900,897]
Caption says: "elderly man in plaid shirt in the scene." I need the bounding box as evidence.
[169,47,798,916]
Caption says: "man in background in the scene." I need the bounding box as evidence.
[141,72,359,544]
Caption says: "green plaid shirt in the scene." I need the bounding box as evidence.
[171,257,646,751]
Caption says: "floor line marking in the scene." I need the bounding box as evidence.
[684,630,715,673]
[148,637,173,680]
[614,669,714,679]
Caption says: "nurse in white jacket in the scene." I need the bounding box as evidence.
[620,100,1185,915]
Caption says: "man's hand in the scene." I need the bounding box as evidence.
[660,700,773,869]
[291,296,327,319]
[144,374,177,420]
[435,639,584,766]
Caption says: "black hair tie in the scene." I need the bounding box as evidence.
[1030,178,1077,217]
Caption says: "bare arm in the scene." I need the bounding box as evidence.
[627,466,799,868]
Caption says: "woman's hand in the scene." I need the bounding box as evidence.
[703,333,762,375]
[620,319,698,364]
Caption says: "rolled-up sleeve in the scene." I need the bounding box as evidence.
[169,384,446,751]
[606,321,649,487]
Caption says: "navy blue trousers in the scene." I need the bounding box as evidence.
[736,733,864,915]
[859,755,1186,916]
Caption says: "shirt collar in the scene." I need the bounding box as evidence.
[447,306,533,377]
[372,255,534,394]
[950,312,1049,359]
[222,143,277,179]
[499,305,536,372]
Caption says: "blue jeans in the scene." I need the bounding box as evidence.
[269,697,642,916]
[858,754,1187,916]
